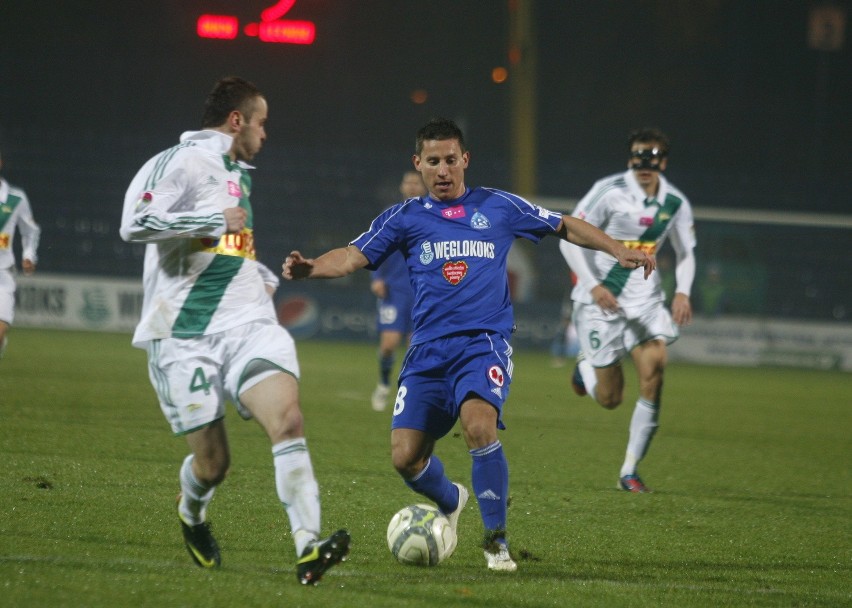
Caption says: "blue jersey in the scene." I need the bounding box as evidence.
[351,187,562,345]
[372,248,414,301]
[372,247,414,334]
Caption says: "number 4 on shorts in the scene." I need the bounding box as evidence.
[190,367,212,395]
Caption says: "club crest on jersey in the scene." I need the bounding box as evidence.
[442,260,468,285]
[639,216,654,226]
[419,241,434,265]
[442,205,466,219]
[471,211,491,230]
[488,366,505,387]
[227,181,241,197]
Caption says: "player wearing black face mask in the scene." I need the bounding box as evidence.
[629,147,666,171]
[559,127,697,494]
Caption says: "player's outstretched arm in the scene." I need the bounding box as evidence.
[556,216,656,279]
[283,245,369,280]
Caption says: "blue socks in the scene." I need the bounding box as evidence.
[470,441,508,536]
[379,353,394,385]
[404,441,509,540]
[405,456,459,514]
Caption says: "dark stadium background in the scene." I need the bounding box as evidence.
[1,1,849,321]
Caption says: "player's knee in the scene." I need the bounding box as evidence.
[462,423,495,448]
[597,391,623,410]
[393,460,423,480]
[390,450,424,480]
[265,405,305,443]
[196,459,230,486]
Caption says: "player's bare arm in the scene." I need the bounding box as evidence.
[556,216,656,279]
[283,245,369,280]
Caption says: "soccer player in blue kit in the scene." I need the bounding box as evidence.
[283,118,655,571]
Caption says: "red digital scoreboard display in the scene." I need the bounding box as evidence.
[197,0,316,45]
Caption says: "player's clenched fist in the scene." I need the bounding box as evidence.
[223,207,248,233]
[283,250,313,280]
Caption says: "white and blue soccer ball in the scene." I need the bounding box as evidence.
[386,504,457,566]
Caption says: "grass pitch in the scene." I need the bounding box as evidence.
[0,328,849,607]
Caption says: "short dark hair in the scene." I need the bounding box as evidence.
[628,127,670,156]
[201,76,264,128]
[416,118,467,155]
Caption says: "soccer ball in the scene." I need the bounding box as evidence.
[386,504,457,566]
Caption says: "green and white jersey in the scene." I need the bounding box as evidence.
[0,178,40,270]
[563,170,696,309]
[120,130,275,348]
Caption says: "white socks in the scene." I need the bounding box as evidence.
[578,357,598,400]
[620,398,659,477]
[178,454,215,525]
[273,438,321,556]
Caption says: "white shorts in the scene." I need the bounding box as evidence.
[0,268,15,325]
[145,320,300,435]
[572,300,678,368]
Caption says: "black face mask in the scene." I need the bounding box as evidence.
[629,148,666,171]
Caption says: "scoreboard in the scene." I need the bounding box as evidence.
[197,0,316,44]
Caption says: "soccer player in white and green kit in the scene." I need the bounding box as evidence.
[560,128,696,493]
[119,77,349,585]
[0,149,40,359]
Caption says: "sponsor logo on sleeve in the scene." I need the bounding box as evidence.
[133,192,153,212]
[536,206,560,220]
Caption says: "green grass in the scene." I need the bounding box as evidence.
[0,328,849,607]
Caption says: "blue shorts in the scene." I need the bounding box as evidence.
[392,331,514,439]
[377,293,414,334]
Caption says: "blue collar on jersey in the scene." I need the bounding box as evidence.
[425,187,471,206]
